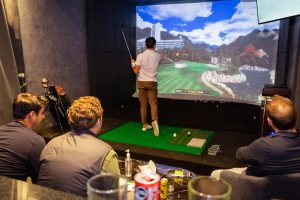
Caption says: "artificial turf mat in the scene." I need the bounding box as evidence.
[99,122,215,155]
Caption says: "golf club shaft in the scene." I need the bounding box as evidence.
[121,26,133,60]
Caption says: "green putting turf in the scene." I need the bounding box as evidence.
[99,122,215,155]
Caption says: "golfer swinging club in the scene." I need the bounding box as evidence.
[131,37,161,136]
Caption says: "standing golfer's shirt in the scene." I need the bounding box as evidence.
[135,49,161,82]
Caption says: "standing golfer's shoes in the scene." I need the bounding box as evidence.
[142,124,152,131]
[152,120,159,136]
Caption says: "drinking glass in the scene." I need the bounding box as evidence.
[87,174,128,200]
[188,176,231,200]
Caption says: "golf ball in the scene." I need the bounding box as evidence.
[173,133,177,137]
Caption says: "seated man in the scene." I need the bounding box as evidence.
[38,96,120,196]
[0,93,46,183]
[212,95,300,178]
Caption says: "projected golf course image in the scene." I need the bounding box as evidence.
[136,0,279,104]
[158,62,222,97]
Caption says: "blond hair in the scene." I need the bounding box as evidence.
[68,96,103,130]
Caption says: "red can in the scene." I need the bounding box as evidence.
[135,172,160,200]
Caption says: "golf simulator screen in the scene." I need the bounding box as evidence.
[136,0,280,104]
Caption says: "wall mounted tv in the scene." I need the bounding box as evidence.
[257,0,300,23]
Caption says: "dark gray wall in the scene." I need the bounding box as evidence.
[3,0,26,83]
[294,56,300,129]
[86,0,136,107]
[18,0,88,100]
[0,0,20,125]
[275,19,290,86]
[285,16,300,129]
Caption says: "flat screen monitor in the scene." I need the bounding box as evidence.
[257,0,300,23]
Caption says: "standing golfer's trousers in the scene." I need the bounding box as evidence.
[137,81,158,124]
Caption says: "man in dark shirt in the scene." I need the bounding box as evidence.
[0,93,46,183]
[212,95,300,178]
[236,95,300,176]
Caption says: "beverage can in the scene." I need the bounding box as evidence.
[160,177,168,199]
[135,172,160,200]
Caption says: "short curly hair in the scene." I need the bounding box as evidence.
[68,96,104,130]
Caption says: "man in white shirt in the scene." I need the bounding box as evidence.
[131,37,161,136]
